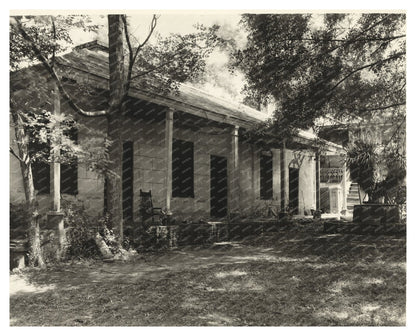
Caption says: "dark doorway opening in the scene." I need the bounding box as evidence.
[210,155,228,218]
[289,167,299,215]
[122,141,134,222]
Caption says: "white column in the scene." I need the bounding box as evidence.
[51,80,61,212]
[229,125,240,214]
[342,161,347,211]
[48,80,65,259]
[165,108,174,214]
[315,152,321,212]
[272,148,281,208]
[280,140,289,211]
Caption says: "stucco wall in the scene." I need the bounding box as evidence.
[10,104,318,221]
[286,149,316,215]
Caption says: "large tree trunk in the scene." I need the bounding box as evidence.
[11,110,46,268]
[106,15,125,242]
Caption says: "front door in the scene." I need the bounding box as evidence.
[210,155,228,218]
[289,167,299,215]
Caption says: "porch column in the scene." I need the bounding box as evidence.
[165,108,174,215]
[315,151,321,212]
[50,81,61,212]
[342,160,347,212]
[271,148,281,208]
[280,139,289,211]
[229,125,240,215]
[48,80,65,259]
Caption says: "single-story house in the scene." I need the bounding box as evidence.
[10,40,349,227]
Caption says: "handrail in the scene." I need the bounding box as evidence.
[320,167,344,183]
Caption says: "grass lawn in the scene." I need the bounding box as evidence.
[9,229,406,326]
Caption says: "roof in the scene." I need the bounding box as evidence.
[54,41,342,152]
[56,46,268,126]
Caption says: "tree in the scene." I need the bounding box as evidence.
[10,14,221,257]
[10,67,110,267]
[232,13,405,133]
[231,13,406,205]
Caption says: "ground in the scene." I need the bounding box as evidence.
[10,229,406,326]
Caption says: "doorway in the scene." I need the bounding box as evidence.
[289,167,299,215]
[210,155,228,218]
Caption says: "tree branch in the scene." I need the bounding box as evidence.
[329,52,405,92]
[357,102,406,114]
[122,15,158,98]
[279,34,406,43]
[12,17,107,117]
[133,15,158,62]
[10,146,25,162]
[130,49,185,81]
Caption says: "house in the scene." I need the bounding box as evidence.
[10,40,347,231]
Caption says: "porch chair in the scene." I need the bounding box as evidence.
[139,189,163,225]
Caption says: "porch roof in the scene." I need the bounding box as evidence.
[55,47,268,128]
[51,42,343,153]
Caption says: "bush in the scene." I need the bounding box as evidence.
[62,199,100,258]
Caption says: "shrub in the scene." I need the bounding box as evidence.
[62,199,100,258]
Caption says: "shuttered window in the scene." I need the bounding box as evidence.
[260,152,273,200]
[172,139,194,198]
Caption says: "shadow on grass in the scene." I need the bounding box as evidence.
[10,231,406,326]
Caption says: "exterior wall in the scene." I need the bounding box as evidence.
[127,113,167,222]
[239,145,282,216]
[286,149,316,215]
[10,102,319,221]
[171,116,231,221]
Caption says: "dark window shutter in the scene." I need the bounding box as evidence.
[260,153,273,200]
[61,127,78,195]
[172,139,194,198]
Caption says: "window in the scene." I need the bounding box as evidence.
[260,152,273,200]
[172,139,194,198]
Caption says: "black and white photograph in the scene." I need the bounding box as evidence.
[8,6,408,327]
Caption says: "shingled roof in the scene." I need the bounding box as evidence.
[53,41,342,152]
[55,43,268,127]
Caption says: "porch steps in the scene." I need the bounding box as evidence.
[347,182,361,211]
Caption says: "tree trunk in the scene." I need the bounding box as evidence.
[11,110,46,268]
[106,15,125,242]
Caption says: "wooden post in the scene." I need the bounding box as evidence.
[48,80,65,259]
[315,151,321,212]
[280,139,288,211]
[165,108,174,215]
[272,148,280,208]
[51,80,61,212]
[342,161,347,211]
[251,144,256,208]
[229,125,239,215]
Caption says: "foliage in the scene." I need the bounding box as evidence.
[62,199,100,258]
[124,18,223,96]
[10,15,99,71]
[346,139,405,204]
[232,13,406,133]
